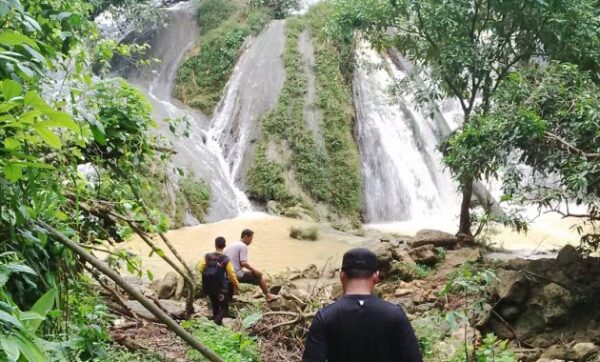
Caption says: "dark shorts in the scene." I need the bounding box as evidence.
[238,270,260,285]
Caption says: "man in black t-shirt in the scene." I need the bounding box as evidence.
[303,248,423,362]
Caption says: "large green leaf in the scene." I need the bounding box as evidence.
[20,311,44,333]
[2,79,22,100]
[2,263,36,276]
[27,288,56,332]
[3,164,22,182]
[42,111,79,132]
[0,335,20,362]
[0,272,9,288]
[33,125,62,149]
[0,31,39,49]
[4,137,20,150]
[14,333,47,362]
[0,310,23,328]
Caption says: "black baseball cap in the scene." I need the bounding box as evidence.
[341,248,378,272]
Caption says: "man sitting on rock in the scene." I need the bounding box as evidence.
[199,236,239,325]
[225,229,278,302]
[303,248,422,362]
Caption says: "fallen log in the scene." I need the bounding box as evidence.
[36,220,224,362]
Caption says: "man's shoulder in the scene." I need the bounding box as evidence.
[225,241,244,251]
[318,296,406,318]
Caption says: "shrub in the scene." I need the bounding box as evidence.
[197,0,237,35]
[179,174,211,222]
[182,318,260,361]
[289,226,319,241]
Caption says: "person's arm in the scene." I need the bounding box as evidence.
[394,310,423,362]
[302,311,327,362]
[238,246,262,277]
[198,257,206,273]
[225,261,240,288]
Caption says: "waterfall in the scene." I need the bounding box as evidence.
[209,20,287,187]
[353,44,461,223]
[110,1,253,222]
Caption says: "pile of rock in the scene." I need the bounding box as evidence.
[369,229,459,280]
[484,245,600,361]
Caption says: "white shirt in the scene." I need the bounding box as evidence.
[224,240,248,278]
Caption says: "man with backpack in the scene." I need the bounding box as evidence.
[199,236,239,325]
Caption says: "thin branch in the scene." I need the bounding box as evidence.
[544,131,600,160]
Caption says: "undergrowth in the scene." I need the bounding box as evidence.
[182,318,260,362]
[179,174,211,222]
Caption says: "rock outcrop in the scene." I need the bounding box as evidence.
[485,245,600,350]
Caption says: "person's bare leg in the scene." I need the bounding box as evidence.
[257,275,279,302]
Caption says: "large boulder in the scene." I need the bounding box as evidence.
[369,242,394,274]
[531,283,574,325]
[302,264,320,279]
[555,244,580,267]
[572,342,598,360]
[408,245,438,265]
[540,345,577,361]
[155,272,178,299]
[493,270,529,304]
[410,229,458,248]
[388,261,421,282]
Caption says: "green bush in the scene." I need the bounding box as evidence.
[179,174,211,222]
[289,225,319,240]
[182,318,260,362]
[197,0,237,34]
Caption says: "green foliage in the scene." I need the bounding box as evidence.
[443,63,600,249]
[174,1,273,114]
[250,0,300,19]
[412,313,452,361]
[289,225,319,241]
[182,318,260,362]
[96,348,165,361]
[197,0,237,34]
[247,145,297,205]
[179,174,212,222]
[441,263,496,298]
[0,0,178,358]
[0,258,58,362]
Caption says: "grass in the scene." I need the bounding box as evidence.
[247,6,362,222]
[174,0,273,115]
[289,225,319,240]
[182,318,260,362]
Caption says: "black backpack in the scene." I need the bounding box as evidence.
[202,252,229,296]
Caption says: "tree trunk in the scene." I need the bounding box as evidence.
[36,220,224,362]
[458,177,473,237]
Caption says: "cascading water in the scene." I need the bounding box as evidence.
[353,44,461,223]
[109,1,253,222]
[210,20,286,186]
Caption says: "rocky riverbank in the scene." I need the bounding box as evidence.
[100,230,599,361]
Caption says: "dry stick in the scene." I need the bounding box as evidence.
[127,221,194,290]
[36,220,224,362]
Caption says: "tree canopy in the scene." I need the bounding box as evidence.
[331,0,600,236]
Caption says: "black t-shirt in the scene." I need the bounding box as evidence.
[303,295,423,362]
